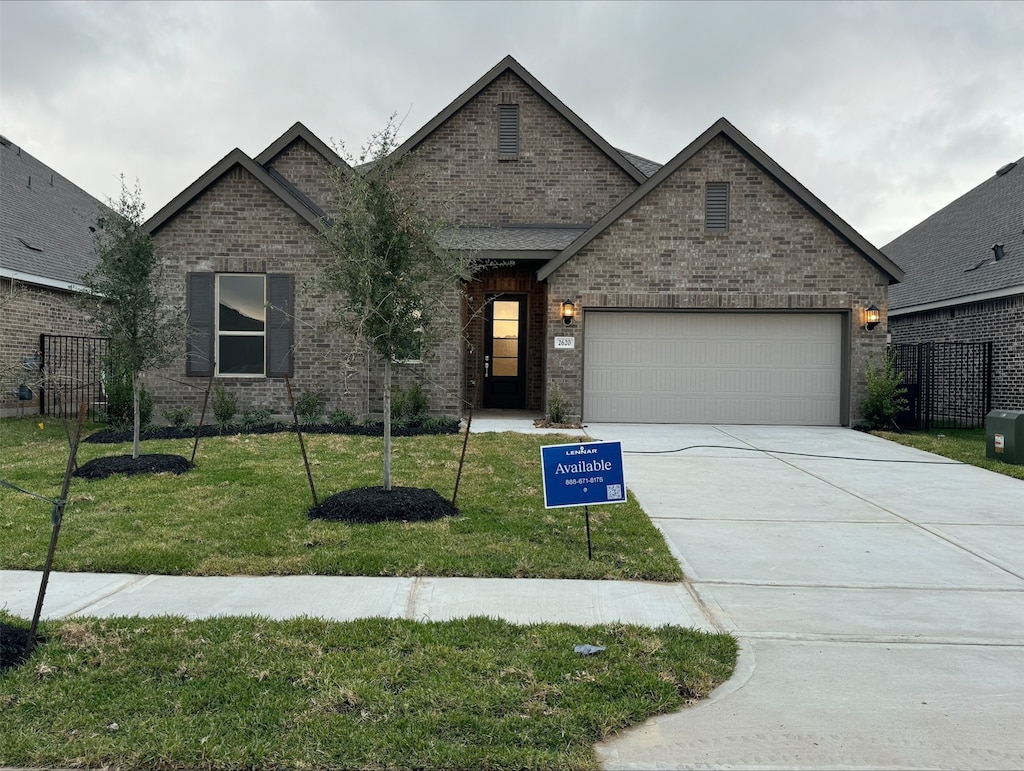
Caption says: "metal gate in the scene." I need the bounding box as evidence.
[891,342,993,429]
[38,334,109,421]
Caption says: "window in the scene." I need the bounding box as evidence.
[705,182,729,232]
[498,104,519,159]
[218,274,265,375]
[186,272,293,378]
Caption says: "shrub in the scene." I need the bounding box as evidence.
[241,408,273,431]
[104,375,153,429]
[393,383,429,426]
[162,406,193,429]
[212,385,237,431]
[328,409,356,427]
[861,354,909,430]
[547,386,568,424]
[295,390,324,425]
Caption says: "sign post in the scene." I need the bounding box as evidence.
[541,441,627,559]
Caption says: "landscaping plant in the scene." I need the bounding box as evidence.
[80,179,180,460]
[318,118,482,491]
[861,352,909,430]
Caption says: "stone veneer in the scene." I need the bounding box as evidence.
[890,294,1024,410]
[543,136,892,426]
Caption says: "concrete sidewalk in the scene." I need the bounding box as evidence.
[1,571,707,629]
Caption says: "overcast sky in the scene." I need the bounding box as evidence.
[2,0,1021,247]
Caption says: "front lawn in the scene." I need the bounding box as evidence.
[0,613,737,770]
[0,418,683,580]
[874,427,1024,481]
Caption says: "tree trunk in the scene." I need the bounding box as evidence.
[132,371,141,460]
[383,357,392,491]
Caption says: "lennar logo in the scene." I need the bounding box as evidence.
[567,445,598,456]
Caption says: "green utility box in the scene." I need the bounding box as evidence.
[986,409,1024,465]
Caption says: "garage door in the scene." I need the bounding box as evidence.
[584,312,843,425]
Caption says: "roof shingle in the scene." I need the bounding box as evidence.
[884,157,1024,310]
[0,137,110,288]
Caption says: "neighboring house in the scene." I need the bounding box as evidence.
[145,56,902,427]
[0,136,110,418]
[884,158,1024,411]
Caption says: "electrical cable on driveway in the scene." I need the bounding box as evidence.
[623,445,965,464]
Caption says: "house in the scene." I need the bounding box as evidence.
[144,56,902,426]
[884,158,1024,412]
[0,136,111,418]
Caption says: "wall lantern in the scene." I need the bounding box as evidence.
[863,305,881,331]
[561,299,577,326]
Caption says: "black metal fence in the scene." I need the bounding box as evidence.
[38,334,109,421]
[890,342,993,430]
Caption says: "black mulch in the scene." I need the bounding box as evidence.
[308,486,459,524]
[1,621,34,672]
[84,419,461,444]
[74,454,191,480]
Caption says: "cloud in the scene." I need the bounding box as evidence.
[2,0,1021,245]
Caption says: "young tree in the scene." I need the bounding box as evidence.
[319,121,479,490]
[82,179,179,459]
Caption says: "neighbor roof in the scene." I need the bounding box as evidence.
[0,136,110,291]
[385,55,649,186]
[884,157,1024,312]
[539,118,905,283]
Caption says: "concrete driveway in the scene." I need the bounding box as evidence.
[587,424,1024,771]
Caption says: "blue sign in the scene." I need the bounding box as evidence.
[541,441,626,509]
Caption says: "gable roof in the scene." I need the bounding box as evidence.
[538,118,905,283]
[144,147,328,235]
[0,136,111,291]
[385,55,648,185]
[254,120,349,170]
[884,157,1024,312]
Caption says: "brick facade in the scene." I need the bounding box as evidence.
[403,72,639,226]
[889,294,1024,409]
[147,166,462,420]
[544,136,892,425]
[0,279,101,417]
[146,63,895,428]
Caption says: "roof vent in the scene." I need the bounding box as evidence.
[992,243,1005,261]
[996,162,1017,177]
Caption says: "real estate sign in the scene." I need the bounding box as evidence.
[541,441,626,509]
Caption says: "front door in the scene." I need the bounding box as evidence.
[483,295,526,408]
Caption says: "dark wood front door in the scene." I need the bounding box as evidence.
[483,295,526,408]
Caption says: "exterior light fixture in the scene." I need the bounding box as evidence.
[863,305,880,331]
[561,299,576,326]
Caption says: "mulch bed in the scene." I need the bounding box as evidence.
[533,419,584,429]
[1,621,34,672]
[74,454,191,480]
[308,486,458,524]
[84,420,461,444]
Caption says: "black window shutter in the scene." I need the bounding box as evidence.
[705,182,729,231]
[498,104,519,157]
[186,272,214,377]
[266,274,294,378]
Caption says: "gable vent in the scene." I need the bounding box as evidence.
[705,182,729,231]
[498,104,519,159]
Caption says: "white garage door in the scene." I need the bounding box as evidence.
[584,312,843,425]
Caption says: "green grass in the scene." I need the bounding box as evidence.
[875,427,1024,480]
[0,418,683,580]
[1,613,737,770]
